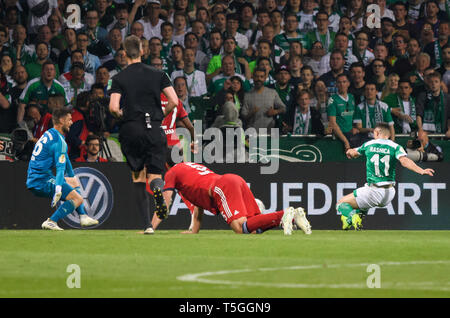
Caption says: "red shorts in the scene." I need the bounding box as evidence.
[211,174,261,224]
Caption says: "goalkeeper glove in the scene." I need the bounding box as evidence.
[51,185,62,207]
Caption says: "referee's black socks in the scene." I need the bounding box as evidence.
[150,178,168,219]
[133,182,152,230]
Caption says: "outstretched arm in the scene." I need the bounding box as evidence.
[181,206,203,234]
[329,116,351,151]
[399,156,435,176]
[346,148,361,159]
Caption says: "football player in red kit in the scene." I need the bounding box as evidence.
[162,162,312,235]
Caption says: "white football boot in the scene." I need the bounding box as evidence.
[80,215,99,227]
[41,218,64,231]
[293,207,312,235]
[281,207,295,235]
[144,227,155,235]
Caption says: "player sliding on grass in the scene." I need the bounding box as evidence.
[337,122,435,230]
[26,108,98,231]
[161,160,312,235]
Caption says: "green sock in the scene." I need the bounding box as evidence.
[337,202,354,218]
[337,202,355,224]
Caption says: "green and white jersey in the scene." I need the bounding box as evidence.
[357,138,407,186]
[274,31,308,53]
[305,30,336,52]
[327,93,356,133]
[353,100,394,128]
[19,78,68,112]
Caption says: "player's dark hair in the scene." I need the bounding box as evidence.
[375,122,391,137]
[52,108,71,125]
[166,145,183,168]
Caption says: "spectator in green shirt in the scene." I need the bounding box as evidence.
[18,60,68,124]
[25,42,60,81]
[353,82,396,142]
[208,55,251,96]
[305,11,336,53]
[327,73,357,152]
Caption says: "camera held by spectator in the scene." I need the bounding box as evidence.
[10,127,34,161]
[406,130,444,162]
[88,96,111,136]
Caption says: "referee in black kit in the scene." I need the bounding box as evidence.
[109,35,178,234]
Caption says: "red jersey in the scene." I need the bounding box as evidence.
[163,162,221,213]
[160,93,188,146]
[33,113,52,139]
[75,154,108,162]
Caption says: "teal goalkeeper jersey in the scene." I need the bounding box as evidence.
[26,128,74,189]
[357,138,407,186]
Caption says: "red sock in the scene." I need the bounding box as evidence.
[244,211,284,233]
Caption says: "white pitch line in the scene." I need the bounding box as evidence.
[177,260,450,291]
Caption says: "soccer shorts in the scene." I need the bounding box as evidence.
[354,184,396,211]
[28,177,74,200]
[211,174,261,224]
[119,122,167,174]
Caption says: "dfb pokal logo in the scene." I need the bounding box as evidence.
[62,167,114,229]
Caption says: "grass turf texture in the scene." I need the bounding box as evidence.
[0,230,449,298]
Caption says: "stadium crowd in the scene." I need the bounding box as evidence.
[0,0,450,161]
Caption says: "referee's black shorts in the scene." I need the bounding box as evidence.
[119,121,167,174]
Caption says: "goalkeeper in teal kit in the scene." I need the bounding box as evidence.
[26,108,98,231]
[337,123,435,230]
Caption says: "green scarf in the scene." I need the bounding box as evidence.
[424,91,446,133]
[434,40,443,68]
[396,94,417,132]
[293,108,311,134]
[363,100,383,128]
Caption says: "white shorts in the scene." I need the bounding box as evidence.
[355,184,396,211]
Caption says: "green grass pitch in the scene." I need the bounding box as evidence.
[1,230,449,298]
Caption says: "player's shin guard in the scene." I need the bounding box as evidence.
[150,178,168,219]
[50,200,76,222]
[74,187,87,215]
[242,211,284,234]
[133,182,151,229]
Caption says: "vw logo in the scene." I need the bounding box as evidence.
[62,167,114,229]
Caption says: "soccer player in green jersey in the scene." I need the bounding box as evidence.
[336,123,435,230]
